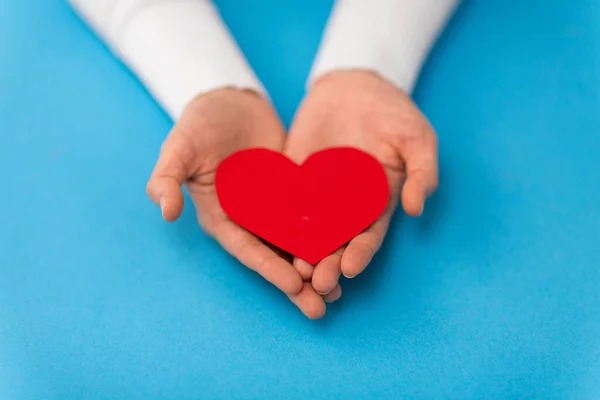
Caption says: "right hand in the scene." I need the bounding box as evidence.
[146,88,326,319]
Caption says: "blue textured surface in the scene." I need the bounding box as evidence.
[1,0,600,398]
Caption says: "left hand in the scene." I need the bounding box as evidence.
[284,70,439,302]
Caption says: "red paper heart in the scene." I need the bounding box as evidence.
[215,147,389,264]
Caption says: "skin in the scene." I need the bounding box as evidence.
[146,88,324,319]
[285,70,439,303]
[146,70,438,319]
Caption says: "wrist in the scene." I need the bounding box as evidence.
[311,69,409,100]
[185,86,269,113]
[312,69,382,89]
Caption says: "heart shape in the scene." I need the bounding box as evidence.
[215,147,389,264]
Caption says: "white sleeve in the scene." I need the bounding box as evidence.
[68,0,266,120]
[309,0,460,93]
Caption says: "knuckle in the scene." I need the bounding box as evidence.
[254,251,278,272]
[198,213,225,239]
[145,180,154,196]
[359,232,381,254]
[236,240,269,272]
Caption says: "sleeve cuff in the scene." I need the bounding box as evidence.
[309,0,460,93]
[70,0,266,120]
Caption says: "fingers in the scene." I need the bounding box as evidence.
[323,284,342,303]
[399,128,439,217]
[146,176,185,222]
[341,215,391,279]
[146,141,189,222]
[293,258,314,281]
[401,163,437,216]
[311,248,344,295]
[288,282,326,319]
[212,219,303,295]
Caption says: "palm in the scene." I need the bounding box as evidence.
[146,89,328,319]
[285,71,438,296]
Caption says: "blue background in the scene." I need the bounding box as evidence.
[1,0,599,398]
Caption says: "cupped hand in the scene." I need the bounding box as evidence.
[285,70,439,300]
[146,88,325,319]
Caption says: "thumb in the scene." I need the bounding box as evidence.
[146,142,188,222]
[399,129,439,217]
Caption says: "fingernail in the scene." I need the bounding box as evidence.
[343,273,356,279]
[160,197,167,218]
[325,288,342,303]
[318,290,332,296]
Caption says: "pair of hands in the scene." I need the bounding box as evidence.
[146,70,438,319]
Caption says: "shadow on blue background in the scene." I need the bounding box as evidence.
[1,0,599,398]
